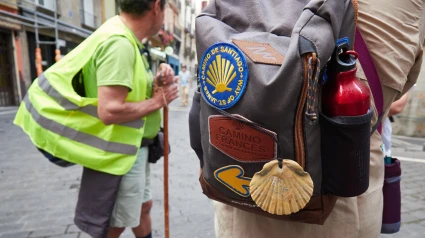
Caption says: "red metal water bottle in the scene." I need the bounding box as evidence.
[323,49,370,117]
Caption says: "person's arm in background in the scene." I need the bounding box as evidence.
[388,93,409,117]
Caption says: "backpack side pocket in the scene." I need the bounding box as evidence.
[320,109,373,197]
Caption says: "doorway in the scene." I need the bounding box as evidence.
[0,30,15,106]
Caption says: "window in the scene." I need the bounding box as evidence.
[185,7,191,31]
[81,0,96,28]
[37,0,55,10]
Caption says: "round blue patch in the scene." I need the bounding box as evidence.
[199,43,248,109]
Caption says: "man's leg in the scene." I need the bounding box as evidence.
[132,200,153,237]
[107,227,125,238]
[109,148,149,237]
[74,167,122,238]
[132,147,152,238]
[184,86,189,105]
[180,85,186,106]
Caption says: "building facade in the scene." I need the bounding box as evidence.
[0,0,101,106]
[178,0,208,79]
[19,0,101,83]
[0,0,204,107]
[0,0,22,106]
[179,0,194,76]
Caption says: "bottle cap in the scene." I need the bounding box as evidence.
[327,38,357,73]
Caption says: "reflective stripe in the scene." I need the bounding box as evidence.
[24,95,138,155]
[37,74,144,129]
[385,176,401,184]
[38,74,78,110]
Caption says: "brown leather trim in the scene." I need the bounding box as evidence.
[232,39,285,65]
[294,55,312,168]
[200,171,337,225]
[352,0,358,27]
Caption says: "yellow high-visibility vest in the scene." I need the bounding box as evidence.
[14,16,161,175]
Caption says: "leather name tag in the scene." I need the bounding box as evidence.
[232,39,285,65]
[209,115,276,163]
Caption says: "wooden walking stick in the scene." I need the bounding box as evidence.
[160,73,170,238]
[164,105,169,238]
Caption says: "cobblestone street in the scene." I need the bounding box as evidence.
[0,92,215,238]
[1,92,425,238]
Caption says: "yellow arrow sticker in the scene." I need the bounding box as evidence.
[214,165,252,197]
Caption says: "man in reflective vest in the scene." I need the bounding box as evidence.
[14,0,178,237]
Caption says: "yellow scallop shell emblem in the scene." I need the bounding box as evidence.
[206,55,238,94]
[199,43,248,109]
[249,160,313,215]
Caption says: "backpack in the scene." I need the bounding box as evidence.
[189,0,373,225]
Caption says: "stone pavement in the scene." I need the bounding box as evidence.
[381,136,425,238]
[1,94,425,238]
[0,91,215,238]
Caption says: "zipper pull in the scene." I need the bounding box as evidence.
[306,53,320,121]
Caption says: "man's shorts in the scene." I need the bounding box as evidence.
[110,147,151,228]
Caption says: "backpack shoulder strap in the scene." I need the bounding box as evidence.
[352,0,384,134]
[354,29,384,134]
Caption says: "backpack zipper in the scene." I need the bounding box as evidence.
[295,53,317,169]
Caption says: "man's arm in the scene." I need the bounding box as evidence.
[388,93,409,117]
[98,76,179,125]
[98,79,178,125]
[93,37,178,125]
[98,86,162,125]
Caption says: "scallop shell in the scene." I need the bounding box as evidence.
[249,160,313,215]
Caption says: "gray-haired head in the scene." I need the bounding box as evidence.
[118,0,166,16]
